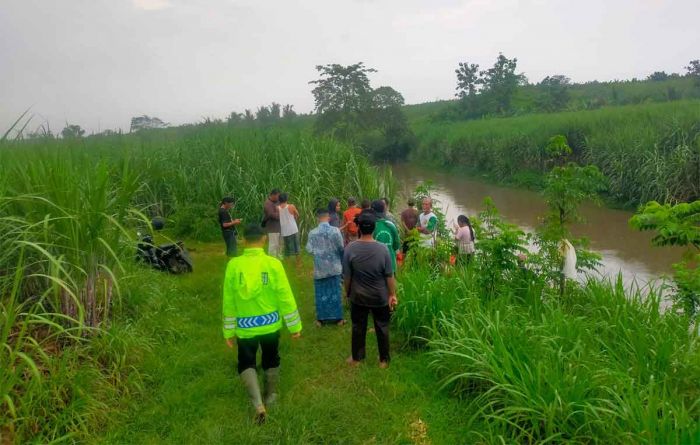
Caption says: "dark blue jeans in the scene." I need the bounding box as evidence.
[222,230,237,257]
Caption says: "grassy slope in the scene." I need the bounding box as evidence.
[100,242,468,445]
[401,76,699,124]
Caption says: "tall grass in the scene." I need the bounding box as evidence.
[1,124,391,442]
[412,100,700,206]
[4,126,392,241]
[394,218,700,443]
[429,278,699,443]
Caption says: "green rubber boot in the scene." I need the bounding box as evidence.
[264,367,280,406]
[240,368,266,424]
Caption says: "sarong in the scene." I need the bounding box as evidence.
[314,275,343,321]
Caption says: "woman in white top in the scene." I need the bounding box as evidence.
[453,214,475,265]
[278,193,300,266]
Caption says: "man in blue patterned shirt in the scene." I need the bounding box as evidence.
[305,208,345,327]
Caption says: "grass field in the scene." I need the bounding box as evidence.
[99,242,470,444]
[0,126,394,443]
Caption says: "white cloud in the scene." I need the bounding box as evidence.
[392,0,510,30]
[132,0,171,11]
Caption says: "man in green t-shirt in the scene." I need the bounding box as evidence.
[418,197,438,248]
[370,200,400,273]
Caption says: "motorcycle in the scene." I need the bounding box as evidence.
[136,219,193,274]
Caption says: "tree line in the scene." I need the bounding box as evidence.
[448,54,700,120]
[12,56,699,152]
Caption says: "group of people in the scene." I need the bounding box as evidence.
[217,190,477,423]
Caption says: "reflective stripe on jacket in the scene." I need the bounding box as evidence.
[222,247,302,339]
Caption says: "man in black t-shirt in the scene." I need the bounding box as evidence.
[342,210,398,368]
[219,197,242,257]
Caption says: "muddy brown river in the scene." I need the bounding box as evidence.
[392,164,686,287]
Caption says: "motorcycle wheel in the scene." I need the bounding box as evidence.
[168,256,193,274]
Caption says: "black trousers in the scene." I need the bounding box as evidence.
[351,303,391,363]
[222,230,237,257]
[236,331,280,374]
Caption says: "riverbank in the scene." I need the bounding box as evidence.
[409,100,700,208]
[391,162,686,283]
[99,242,470,444]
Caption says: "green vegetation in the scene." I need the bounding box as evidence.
[630,200,700,317]
[3,57,700,443]
[0,126,391,442]
[310,63,417,162]
[394,195,700,444]
[453,53,527,118]
[100,243,469,444]
[412,100,700,206]
[445,55,700,121]
[396,56,700,208]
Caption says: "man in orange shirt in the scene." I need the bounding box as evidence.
[342,197,362,244]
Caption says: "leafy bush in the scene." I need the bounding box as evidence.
[630,200,700,316]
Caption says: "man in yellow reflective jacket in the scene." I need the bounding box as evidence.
[222,224,302,424]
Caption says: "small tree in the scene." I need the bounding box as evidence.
[227,112,242,125]
[255,105,272,123]
[455,62,480,99]
[685,59,700,86]
[543,134,572,169]
[536,163,607,295]
[243,109,255,123]
[479,53,527,115]
[476,197,528,296]
[130,115,167,132]
[269,102,281,120]
[282,104,297,119]
[537,75,571,112]
[647,71,669,81]
[309,62,376,115]
[630,200,700,317]
[452,53,526,118]
[369,86,405,109]
[309,63,415,161]
[61,124,85,139]
[543,164,607,236]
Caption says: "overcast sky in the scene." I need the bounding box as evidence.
[1,0,698,133]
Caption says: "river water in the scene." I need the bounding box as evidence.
[392,163,685,287]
